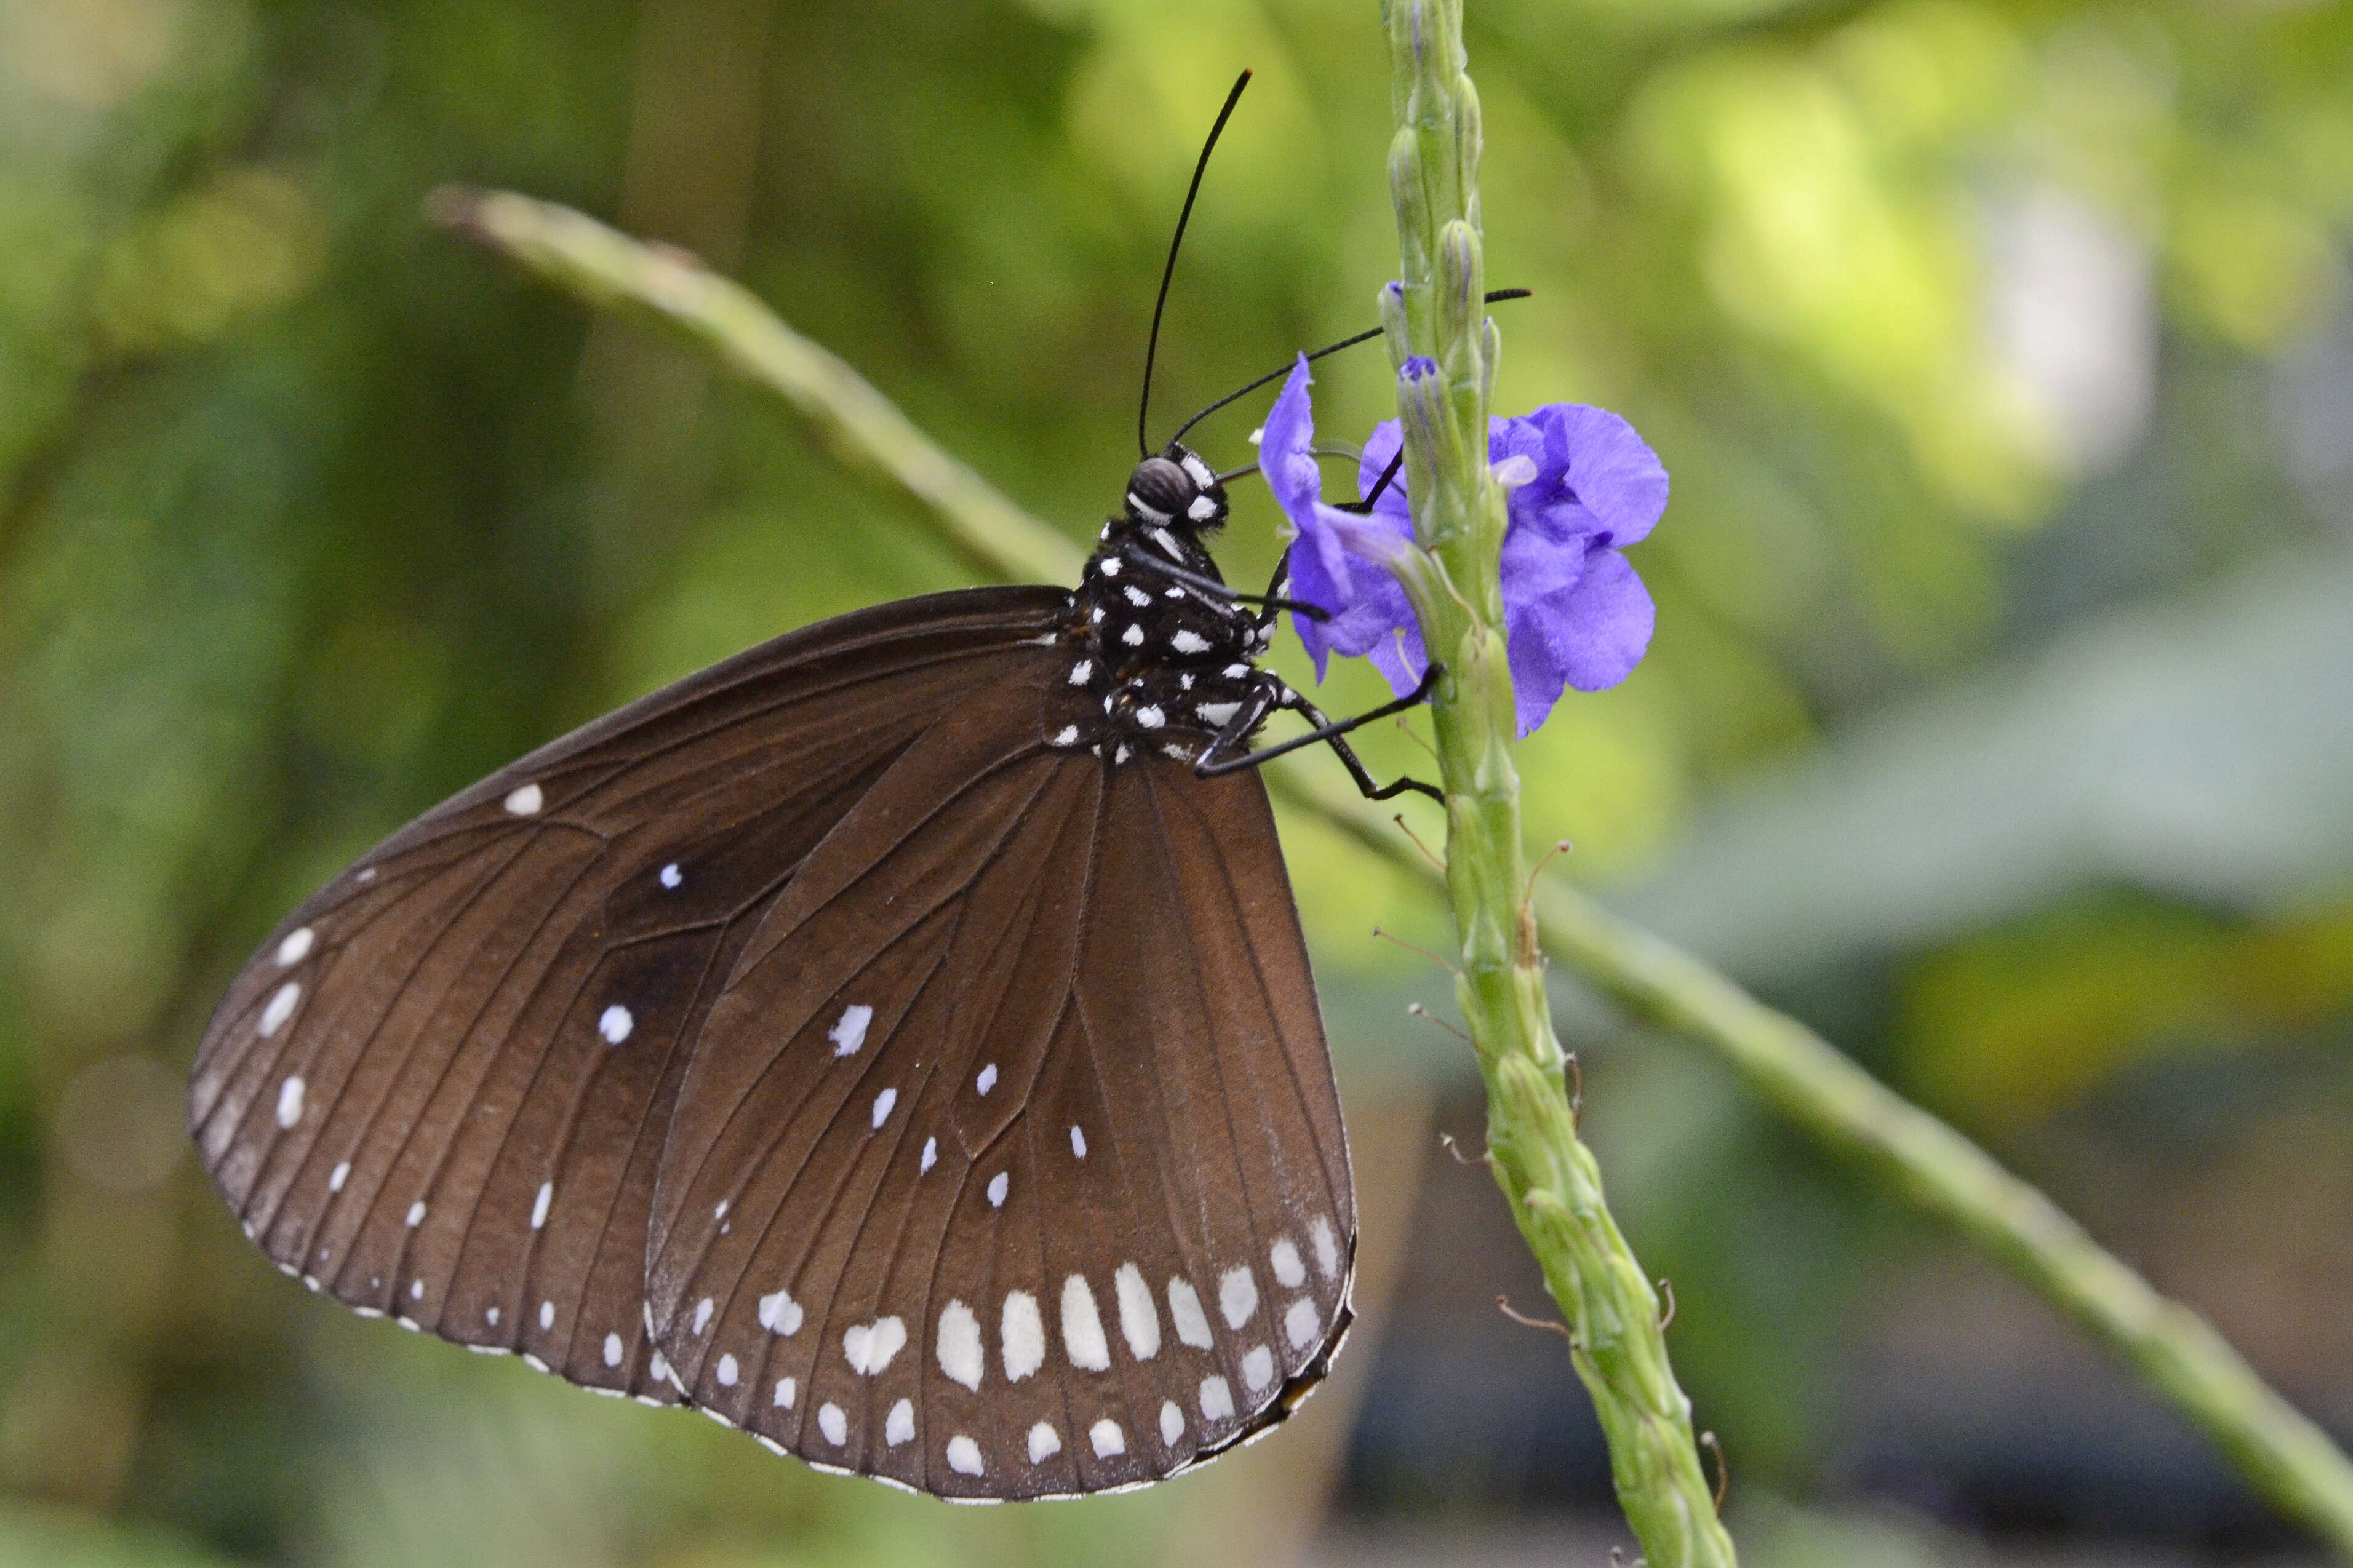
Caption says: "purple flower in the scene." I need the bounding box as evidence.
[1265,356,1667,736]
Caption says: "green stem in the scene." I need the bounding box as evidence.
[1376,4,1734,1561]
[430,181,2353,1561]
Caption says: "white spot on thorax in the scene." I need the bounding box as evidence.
[1242,1345,1275,1391]
[871,1087,897,1128]
[660,862,682,889]
[404,1201,426,1228]
[946,1434,984,1476]
[1271,1238,1306,1289]
[975,1062,997,1095]
[1069,1124,1087,1158]
[503,783,543,816]
[986,1171,1009,1208]
[1187,495,1217,521]
[603,1332,624,1368]
[885,1398,915,1446]
[1027,1421,1061,1463]
[1285,1297,1320,1350]
[937,1299,983,1390]
[1060,1274,1111,1371]
[531,1181,553,1230]
[1121,623,1145,647]
[275,927,314,966]
[260,982,300,1038]
[920,1137,938,1174]
[716,1353,739,1387]
[1195,701,1241,728]
[773,1377,796,1408]
[1160,1399,1184,1446]
[818,1403,847,1445]
[1223,663,1250,678]
[843,1315,906,1375]
[828,1003,873,1056]
[329,1161,350,1192]
[539,1300,556,1331]
[1114,1264,1160,1361]
[1089,1419,1125,1458]
[1311,1217,1341,1279]
[274,1077,304,1128]
[1170,629,1210,655]
[597,1005,633,1045]
[1150,527,1182,556]
[759,1287,803,1335]
[1167,1278,1213,1348]
[1001,1291,1044,1382]
[1218,1266,1258,1329]
[1123,585,1151,607]
[1179,452,1216,488]
[1200,1375,1235,1420]
[1098,555,1121,576]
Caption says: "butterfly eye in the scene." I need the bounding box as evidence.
[1125,457,1193,523]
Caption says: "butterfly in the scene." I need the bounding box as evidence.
[187,74,1460,1502]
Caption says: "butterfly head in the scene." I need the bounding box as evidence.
[1125,444,1228,535]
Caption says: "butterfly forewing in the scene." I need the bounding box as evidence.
[642,699,1354,1497]
[190,589,1067,1406]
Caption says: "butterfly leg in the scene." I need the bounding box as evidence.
[1193,666,1445,803]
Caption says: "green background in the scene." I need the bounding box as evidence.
[3,0,2350,1561]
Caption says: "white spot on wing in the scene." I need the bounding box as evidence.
[1060,1274,1111,1372]
[937,1299,983,1390]
[531,1181,553,1230]
[1285,1297,1320,1350]
[1134,704,1165,729]
[274,1076,304,1129]
[716,1353,739,1387]
[1218,1266,1258,1329]
[660,862,682,889]
[828,1004,872,1056]
[539,1300,555,1331]
[1200,1375,1234,1420]
[1312,1217,1341,1279]
[885,1398,915,1447]
[503,783,542,816]
[405,1201,426,1228]
[843,1315,906,1375]
[604,1332,623,1368]
[1160,1399,1184,1446]
[871,1087,897,1128]
[920,1137,938,1174]
[1069,1124,1087,1158]
[1068,659,1092,685]
[1027,1421,1061,1463]
[1089,1419,1125,1458]
[1242,1344,1275,1391]
[759,1287,803,1335]
[1052,725,1081,746]
[975,1062,997,1095]
[1114,1264,1160,1361]
[259,982,300,1038]
[1167,1278,1213,1348]
[1001,1291,1044,1382]
[329,1161,350,1192]
[1271,1238,1306,1289]
[773,1377,796,1409]
[818,1403,847,1445]
[946,1435,984,1476]
[692,1297,714,1334]
[987,1171,1009,1208]
[276,927,314,966]
[597,1005,633,1045]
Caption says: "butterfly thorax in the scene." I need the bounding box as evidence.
[1048,444,1277,766]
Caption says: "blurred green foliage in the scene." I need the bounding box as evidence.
[2,0,2350,1561]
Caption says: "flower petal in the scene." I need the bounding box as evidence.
[1265,359,1421,682]
[1549,547,1655,694]
[1517,404,1669,547]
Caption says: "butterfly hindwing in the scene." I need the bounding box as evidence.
[642,681,1355,1498]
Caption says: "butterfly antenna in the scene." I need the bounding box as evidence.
[1139,69,1252,459]
[1166,288,1532,450]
